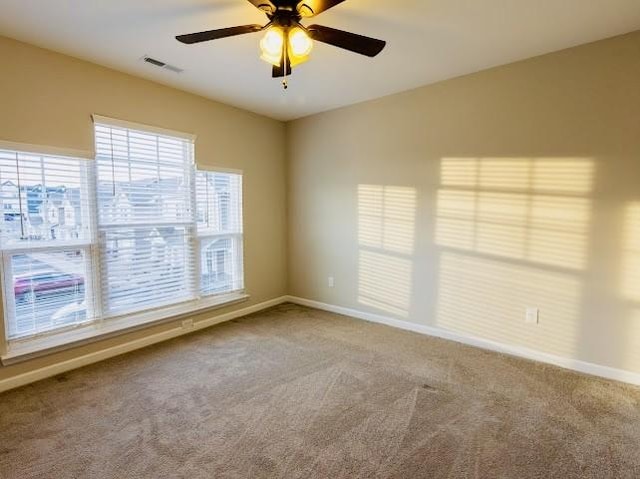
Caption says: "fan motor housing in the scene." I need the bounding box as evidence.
[265,1,314,19]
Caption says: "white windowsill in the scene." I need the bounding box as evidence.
[1,292,249,365]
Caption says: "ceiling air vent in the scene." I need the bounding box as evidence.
[141,56,183,73]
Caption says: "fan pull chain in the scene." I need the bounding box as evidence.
[282,39,289,90]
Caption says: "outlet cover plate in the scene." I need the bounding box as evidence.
[526,308,539,324]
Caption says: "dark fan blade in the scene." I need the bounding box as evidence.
[307,25,386,57]
[176,24,263,44]
[297,0,347,17]
[247,0,276,14]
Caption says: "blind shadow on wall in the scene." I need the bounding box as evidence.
[353,156,640,373]
[357,185,417,318]
[433,157,594,360]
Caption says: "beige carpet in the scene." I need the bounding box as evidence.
[1,303,639,478]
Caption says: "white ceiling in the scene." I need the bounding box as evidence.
[1,1,640,121]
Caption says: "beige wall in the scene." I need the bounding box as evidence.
[287,30,640,374]
[2,29,640,384]
[0,36,287,381]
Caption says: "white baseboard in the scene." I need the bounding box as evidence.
[285,296,640,387]
[4,295,638,392]
[0,296,288,393]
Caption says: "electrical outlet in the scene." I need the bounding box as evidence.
[328,276,335,288]
[182,319,194,330]
[525,308,539,324]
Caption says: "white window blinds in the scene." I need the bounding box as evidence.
[1,120,245,343]
[196,170,244,295]
[0,149,96,339]
[0,150,94,245]
[94,122,197,316]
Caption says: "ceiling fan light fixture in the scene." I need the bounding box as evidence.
[289,27,313,57]
[259,27,284,66]
[177,0,387,81]
[287,26,313,67]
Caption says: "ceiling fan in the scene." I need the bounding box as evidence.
[176,0,386,87]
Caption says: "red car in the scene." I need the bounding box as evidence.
[14,273,85,303]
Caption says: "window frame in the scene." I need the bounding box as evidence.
[0,123,247,362]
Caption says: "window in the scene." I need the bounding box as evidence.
[0,150,96,339]
[0,119,244,347]
[196,170,243,295]
[95,122,196,316]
